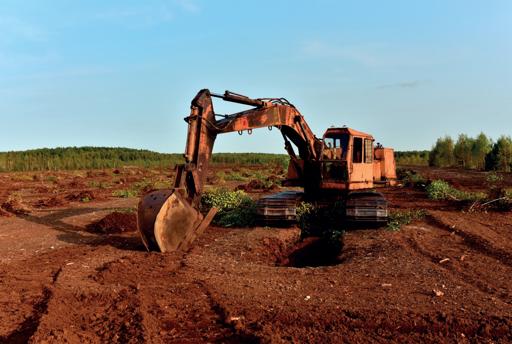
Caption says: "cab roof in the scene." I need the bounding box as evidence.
[323,127,374,140]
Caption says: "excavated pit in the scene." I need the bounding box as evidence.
[277,236,343,268]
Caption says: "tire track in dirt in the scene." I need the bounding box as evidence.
[427,212,512,268]
[29,249,149,343]
[0,249,87,342]
[396,222,512,304]
[194,280,260,343]
[89,247,247,343]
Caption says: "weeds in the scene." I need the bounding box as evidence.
[112,189,138,198]
[387,209,426,231]
[396,168,426,187]
[88,181,111,189]
[295,201,344,252]
[469,172,512,211]
[223,171,248,182]
[426,180,485,201]
[46,175,59,183]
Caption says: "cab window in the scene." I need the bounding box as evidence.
[323,134,349,160]
[352,137,363,163]
[364,139,373,163]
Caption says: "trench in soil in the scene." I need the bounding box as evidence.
[276,236,343,268]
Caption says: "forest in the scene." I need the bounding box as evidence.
[0,134,510,172]
[0,147,289,172]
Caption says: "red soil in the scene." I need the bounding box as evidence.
[0,166,511,343]
[87,212,137,234]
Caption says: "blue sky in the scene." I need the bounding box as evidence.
[1,0,510,153]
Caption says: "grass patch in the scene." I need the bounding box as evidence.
[112,189,139,198]
[45,175,59,183]
[426,180,485,201]
[223,171,248,182]
[88,181,112,189]
[201,188,256,227]
[387,209,426,231]
[396,168,427,187]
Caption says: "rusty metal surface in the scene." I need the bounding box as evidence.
[137,88,398,252]
[137,189,174,251]
[154,192,205,252]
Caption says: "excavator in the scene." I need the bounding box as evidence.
[137,89,397,252]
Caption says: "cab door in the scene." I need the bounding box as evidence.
[349,137,374,189]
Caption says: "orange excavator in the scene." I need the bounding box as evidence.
[137,89,397,252]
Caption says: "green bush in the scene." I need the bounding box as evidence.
[112,189,139,198]
[295,201,344,252]
[201,189,256,227]
[223,171,248,181]
[396,168,426,187]
[426,180,485,201]
[387,209,426,231]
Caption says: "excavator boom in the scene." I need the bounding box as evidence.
[138,89,320,252]
[138,89,397,252]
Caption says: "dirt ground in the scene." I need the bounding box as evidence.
[0,166,511,343]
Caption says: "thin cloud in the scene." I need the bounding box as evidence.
[378,80,428,89]
[0,16,47,43]
[174,0,200,13]
[301,40,384,67]
[95,4,175,25]
[95,0,200,26]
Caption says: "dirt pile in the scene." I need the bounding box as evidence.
[33,197,66,208]
[1,198,30,215]
[0,207,12,217]
[87,212,137,234]
[236,179,279,192]
[67,179,86,188]
[65,190,97,202]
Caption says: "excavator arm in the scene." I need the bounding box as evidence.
[137,89,320,252]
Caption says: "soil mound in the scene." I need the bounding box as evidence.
[1,199,30,215]
[33,197,66,208]
[87,212,137,234]
[67,179,86,188]
[65,190,96,202]
[236,179,279,192]
[0,207,12,217]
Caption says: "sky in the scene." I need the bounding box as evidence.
[0,0,511,153]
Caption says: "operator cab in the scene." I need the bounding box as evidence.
[320,127,375,190]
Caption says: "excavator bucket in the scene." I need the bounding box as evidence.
[137,189,217,252]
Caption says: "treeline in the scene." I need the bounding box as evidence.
[0,147,289,172]
[395,151,430,166]
[429,133,512,171]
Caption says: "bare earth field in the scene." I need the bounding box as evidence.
[0,166,511,343]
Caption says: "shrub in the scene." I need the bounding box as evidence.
[112,189,138,198]
[396,168,426,187]
[426,180,453,200]
[426,180,485,201]
[387,209,426,231]
[223,171,248,182]
[295,201,344,252]
[201,189,256,227]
